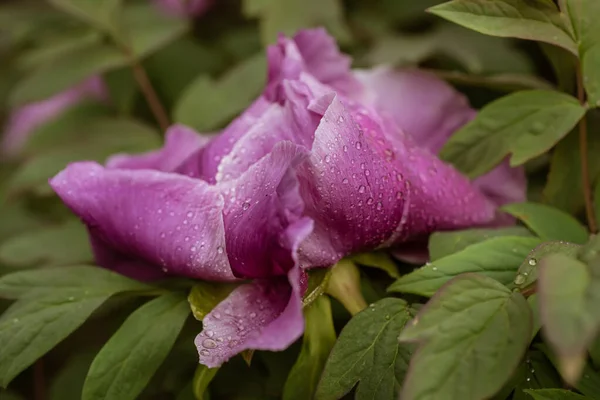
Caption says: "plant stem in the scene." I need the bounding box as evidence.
[34,359,45,400]
[576,67,597,233]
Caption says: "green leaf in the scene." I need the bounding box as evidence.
[544,113,600,215]
[514,241,581,290]
[561,0,600,106]
[49,351,97,400]
[243,0,350,45]
[192,364,218,400]
[540,43,577,93]
[303,269,331,308]
[428,226,533,261]
[174,54,266,131]
[525,389,590,399]
[538,253,600,383]
[0,287,133,387]
[187,282,238,321]
[315,298,415,400]
[352,252,399,278]
[428,0,577,55]
[502,202,589,244]
[440,90,586,178]
[8,117,160,194]
[398,274,532,400]
[0,220,93,267]
[283,296,336,400]
[432,70,555,92]
[388,236,543,297]
[0,265,152,299]
[82,293,190,400]
[48,0,122,37]
[512,351,562,400]
[528,294,542,340]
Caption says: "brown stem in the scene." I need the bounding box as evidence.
[576,67,597,233]
[34,359,45,400]
[121,46,170,132]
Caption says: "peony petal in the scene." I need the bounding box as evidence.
[221,141,314,278]
[196,230,310,368]
[266,28,361,101]
[50,162,234,280]
[1,76,106,156]
[106,124,210,172]
[354,66,527,208]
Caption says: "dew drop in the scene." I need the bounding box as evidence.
[367,197,374,205]
[514,274,526,285]
[217,246,224,254]
[528,258,537,266]
[249,312,257,318]
[205,330,214,338]
[338,116,344,123]
[213,312,221,320]
[343,145,348,152]
[358,185,366,194]
[202,338,217,349]
[324,155,331,163]
[242,201,250,211]
[342,178,349,184]
[200,349,210,356]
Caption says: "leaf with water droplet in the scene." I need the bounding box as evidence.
[398,274,532,400]
[82,293,190,400]
[502,202,589,244]
[389,236,542,297]
[440,91,586,178]
[316,298,416,400]
[352,251,400,278]
[188,282,239,321]
[538,252,600,384]
[514,241,581,290]
[284,296,336,400]
[428,226,533,261]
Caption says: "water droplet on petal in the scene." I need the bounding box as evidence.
[217,246,224,254]
[358,185,366,194]
[202,338,217,349]
[342,178,349,184]
[355,141,362,150]
[200,349,210,356]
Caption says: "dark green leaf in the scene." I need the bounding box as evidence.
[544,113,600,215]
[352,252,399,278]
[440,91,586,178]
[0,265,152,299]
[0,220,92,267]
[514,241,581,290]
[428,226,533,261]
[284,296,336,400]
[540,43,577,93]
[82,293,190,400]
[512,351,562,400]
[174,54,266,131]
[389,236,543,297]
[538,253,600,383]
[187,282,238,321]
[428,0,577,54]
[49,351,96,400]
[561,0,600,106]
[192,364,218,400]
[243,0,350,45]
[316,298,415,400]
[502,202,589,244]
[399,274,532,400]
[525,389,589,399]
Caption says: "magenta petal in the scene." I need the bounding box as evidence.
[106,124,210,173]
[50,162,234,280]
[196,243,308,368]
[221,141,314,278]
[473,158,527,206]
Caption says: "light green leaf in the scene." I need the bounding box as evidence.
[316,298,415,400]
[192,364,218,400]
[525,389,590,399]
[440,90,586,178]
[48,0,122,37]
[302,269,331,308]
[528,294,542,340]
[561,0,600,106]
[428,0,577,55]
[502,202,589,244]
[352,252,399,278]
[538,253,600,383]
[187,282,238,321]
[399,274,532,400]
[0,265,152,299]
[389,236,543,297]
[428,226,534,261]
[514,241,581,291]
[243,0,350,45]
[0,220,92,267]
[174,54,266,131]
[284,296,336,400]
[82,293,190,400]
